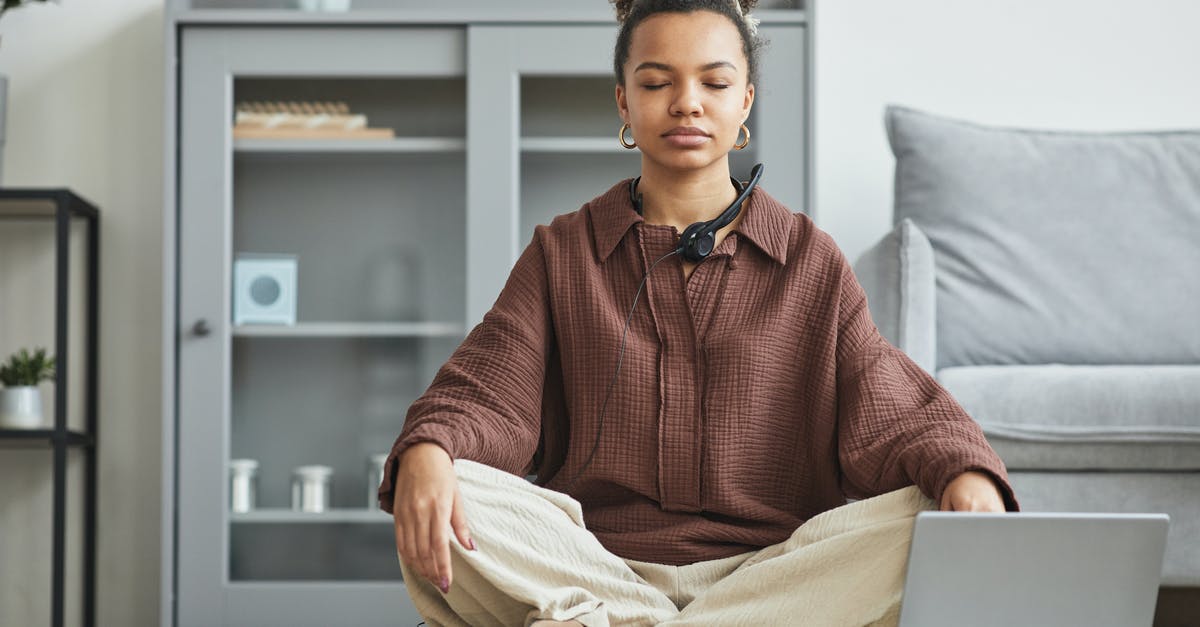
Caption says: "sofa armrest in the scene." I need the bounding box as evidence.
[851,218,938,374]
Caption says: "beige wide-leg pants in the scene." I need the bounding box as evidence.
[398,458,937,627]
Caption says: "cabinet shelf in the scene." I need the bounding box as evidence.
[520,136,634,154]
[231,321,465,338]
[234,137,466,154]
[175,8,807,26]
[0,428,95,449]
[231,509,392,524]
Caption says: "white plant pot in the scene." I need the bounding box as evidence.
[0,386,44,429]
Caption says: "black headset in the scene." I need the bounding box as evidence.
[629,163,765,262]
[558,163,765,495]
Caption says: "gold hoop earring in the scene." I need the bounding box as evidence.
[619,122,637,149]
[734,124,750,150]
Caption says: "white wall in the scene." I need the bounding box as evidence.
[811,0,1200,264]
[0,0,163,625]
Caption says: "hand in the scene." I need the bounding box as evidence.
[939,470,1006,512]
[392,443,476,595]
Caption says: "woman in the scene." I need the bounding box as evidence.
[380,1,1019,625]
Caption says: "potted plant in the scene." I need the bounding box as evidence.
[0,347,56,429]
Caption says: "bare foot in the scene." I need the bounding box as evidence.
[530,621,583,626]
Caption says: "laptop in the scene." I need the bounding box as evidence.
[897,511,1170,627]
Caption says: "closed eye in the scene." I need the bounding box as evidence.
[642,84,731,90]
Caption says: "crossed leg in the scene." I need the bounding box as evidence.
[657,485,937,627]
[400,459,933,626]
[398,458,679,627]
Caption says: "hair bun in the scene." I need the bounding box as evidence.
[612,0,761,24]
[611,0,634,23]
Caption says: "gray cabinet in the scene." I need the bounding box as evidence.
[170,12,807,627]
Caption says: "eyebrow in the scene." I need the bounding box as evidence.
[633,61,737,73]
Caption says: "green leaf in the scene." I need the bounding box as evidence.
[0,346,56,387]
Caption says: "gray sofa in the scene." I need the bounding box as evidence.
[852,105,1200,586]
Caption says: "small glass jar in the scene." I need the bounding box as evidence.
[229,459,259,513]
[368,453,389,509]
[291,465,334,513]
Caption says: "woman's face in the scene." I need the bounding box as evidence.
[616,10,755,173]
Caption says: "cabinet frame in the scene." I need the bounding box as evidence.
[177,26,464,626]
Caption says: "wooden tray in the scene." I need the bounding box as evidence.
[232,126,396,139]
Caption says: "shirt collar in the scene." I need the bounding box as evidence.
[587,177,792,266]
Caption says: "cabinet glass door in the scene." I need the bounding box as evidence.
[178,26,463,625]
[227,74,466,583]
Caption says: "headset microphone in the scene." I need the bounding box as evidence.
[558,163,764,495]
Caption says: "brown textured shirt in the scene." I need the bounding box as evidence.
[378,178,1019,566]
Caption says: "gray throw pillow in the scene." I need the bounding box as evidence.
[885,105,1200,369]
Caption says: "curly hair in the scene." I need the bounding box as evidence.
[610,0,766,87]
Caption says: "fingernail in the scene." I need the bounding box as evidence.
[468,538,476,551]
[440,576,449,593]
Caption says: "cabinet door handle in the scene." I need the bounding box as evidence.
[192,319,211,337]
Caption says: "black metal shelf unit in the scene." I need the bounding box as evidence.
[0,188,99,627]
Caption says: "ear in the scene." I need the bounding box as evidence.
[741,82,755,120]
[615,83,629,122]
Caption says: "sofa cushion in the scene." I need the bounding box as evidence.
[885,105,1200,369]
[937,364,1200,470]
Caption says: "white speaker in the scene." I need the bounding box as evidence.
[233,254,297,325]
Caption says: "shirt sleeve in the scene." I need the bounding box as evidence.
[833,247,1020,512]
[378,229,554,513]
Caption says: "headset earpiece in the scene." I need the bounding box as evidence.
[679,222,715,262]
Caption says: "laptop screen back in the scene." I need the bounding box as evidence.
[897,511,1168,627]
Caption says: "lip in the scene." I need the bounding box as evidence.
[663,126,710,137]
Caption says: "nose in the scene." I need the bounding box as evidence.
[670,81,703,117]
